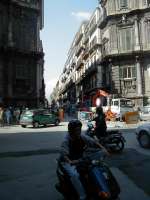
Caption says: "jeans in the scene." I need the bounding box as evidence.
[62,162,86,200]
[90,166,110,194]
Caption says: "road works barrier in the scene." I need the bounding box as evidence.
[124,111,139,124]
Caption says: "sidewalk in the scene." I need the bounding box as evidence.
[106,120,150,130]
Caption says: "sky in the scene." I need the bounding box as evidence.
[41,0,98,100]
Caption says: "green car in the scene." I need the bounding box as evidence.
[20,109,60,128]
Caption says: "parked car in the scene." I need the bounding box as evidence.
[136,123,150,148]
[20,109,60,128]
[139,106,150,121]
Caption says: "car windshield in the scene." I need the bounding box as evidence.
[120,100,133,107]
[23,111,35,116]
[141,107,150,113]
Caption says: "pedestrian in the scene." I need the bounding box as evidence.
[5,107,12,125]
[13,108,21,124]
[0,107,4,127]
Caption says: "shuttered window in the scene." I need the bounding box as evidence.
[144,19,150,48]
[119,66,136,79]
[110,26,117,51]
[147,20,150,44]
[143,0,147,6]
[119,27,133,52]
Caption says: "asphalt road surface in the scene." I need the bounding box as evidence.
[0,122,150,200]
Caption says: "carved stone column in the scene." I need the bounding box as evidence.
[108,58,112,92]
[7,59,13,97]
[136,56,142,96]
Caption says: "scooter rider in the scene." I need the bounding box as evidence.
[93,106,107,140]
[59,119,109,200]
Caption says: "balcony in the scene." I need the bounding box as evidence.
[101,39,110,58]
[97,9,107,28]
[66,79,74,89]
[85,63,97,76]
[89,23,97,35]
[75,44,85,57]
[70,61,76,69]
[82,47,89,60]
[83,33,89,44]
[76,57,84,70]
[75,31,83,45]
[37,40,43,53]
[89,41,101,54]
[76,73,85,85]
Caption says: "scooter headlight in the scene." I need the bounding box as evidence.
[91,160,100,165]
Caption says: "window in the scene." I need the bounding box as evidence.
[110,26,117,51]
[114,101,119,106]
[143,0,148,6]
[120,66,136,79]
[145,20,150,46]
[119,27,133,52]
[89,16,96,28]
[90,36,97,49]
[120,0,128,8]
[147,64,150,77]
[16,65,28,79]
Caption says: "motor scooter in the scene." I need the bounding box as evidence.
[55,149,120,200]
[86,121,125,153]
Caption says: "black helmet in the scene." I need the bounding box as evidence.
[68,119,82,132]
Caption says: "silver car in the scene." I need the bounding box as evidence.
[139,106,150,121]
[136,123,150,148]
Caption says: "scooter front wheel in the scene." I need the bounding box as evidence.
[108,138,124,153]
[111,138,125,153]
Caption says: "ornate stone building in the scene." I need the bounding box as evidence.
[51,0,150,108]
[100,0,150,106]
[0,0,45,107]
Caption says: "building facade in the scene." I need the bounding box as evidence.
[100,0,150,107]
[51,0,150,108]
[0,0,45,108]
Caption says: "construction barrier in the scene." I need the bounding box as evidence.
[105,109,117,121]
[59,109,64,122]
[124,111,139,124]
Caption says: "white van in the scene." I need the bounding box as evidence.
[110,98,134,120]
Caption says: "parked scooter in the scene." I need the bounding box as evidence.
[86,121,125,153]
[55,149,120,200]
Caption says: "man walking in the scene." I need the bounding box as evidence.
[0,107,4,127]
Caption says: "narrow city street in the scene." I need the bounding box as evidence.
[1,1,150,199]
[0,122,150,200]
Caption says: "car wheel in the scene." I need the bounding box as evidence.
[21,125,26,128]
[139,130,150,148]
[55,119,60,126]
[33,122,39,128]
